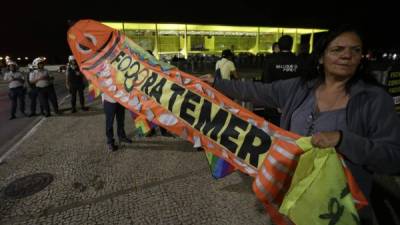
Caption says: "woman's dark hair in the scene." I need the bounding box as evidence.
[302,25,378,91]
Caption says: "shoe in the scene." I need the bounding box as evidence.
[119,137,132,143]
[71,108,77,113]
[81,106,89,111]
[9,115,16,120]
[28,113,37,117]
[44,113,51,117]
[107,143,118,152]
[22,112,28,117]
[196,147,204,152]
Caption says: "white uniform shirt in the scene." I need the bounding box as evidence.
[215,58,236,80]
[28,71,35,85]
[30,69,50,88]
[3,71,25,88]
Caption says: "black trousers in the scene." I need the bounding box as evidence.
[48,84,59,113]
[8,86,25,116]
[38,86,51,116]
[28,87,43,114]
[103,100,127,144]
[70,86,85,109]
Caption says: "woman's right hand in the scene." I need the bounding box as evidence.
[199,74,214,84]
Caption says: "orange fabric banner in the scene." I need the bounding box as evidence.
[67,20,367,225]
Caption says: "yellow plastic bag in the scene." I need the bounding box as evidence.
[279,137,360,225]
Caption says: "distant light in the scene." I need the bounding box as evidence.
[383,53,387,58]
[25,57,29,60]
[393,54,398,60]
[6,56,10,59]
[0,57,3,60]
[17,57,21,61]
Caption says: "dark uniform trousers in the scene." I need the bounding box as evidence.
[38,86,51,116]
[48,84,59,113]
[28,87,43,114]
[70,85,85,110]
[8,86,25,116]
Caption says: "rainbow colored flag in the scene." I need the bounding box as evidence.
[87,82,101,102]
[135,117,151,136]
[130,111,154,136]
[205,151,236,179]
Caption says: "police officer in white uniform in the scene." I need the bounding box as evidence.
[30,57,52,117]
[27,64,43,117]
[3,61,26,119]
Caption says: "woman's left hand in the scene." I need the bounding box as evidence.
[311,131,341,148]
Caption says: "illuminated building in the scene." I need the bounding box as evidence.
[102,22,327,59]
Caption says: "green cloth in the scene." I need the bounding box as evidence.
[279,137,359,225]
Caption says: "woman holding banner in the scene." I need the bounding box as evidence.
[201,25,400,224]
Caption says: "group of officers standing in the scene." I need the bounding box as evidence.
[3,57,59,119]
[2,56,88,120]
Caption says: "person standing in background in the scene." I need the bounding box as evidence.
[3,61,26,120]
[102,92,132,152]
[215,49,239,80]
[66,55,88,113]
[261,35,301,125]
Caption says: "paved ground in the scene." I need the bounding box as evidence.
[0,72,69,158]
[0,98,272,225]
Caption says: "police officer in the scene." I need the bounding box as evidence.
[3,61,26,119]
[30,57,52,117]
[27,64,43,117]
[66,55,88,113]
[44,60,60,114]
[261,35,301,125]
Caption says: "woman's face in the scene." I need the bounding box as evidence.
[320,32,362,79]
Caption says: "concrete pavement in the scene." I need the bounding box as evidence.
[0,72,69,158]
[0,98,271,225]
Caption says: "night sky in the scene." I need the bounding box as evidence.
[1,1,397,63]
